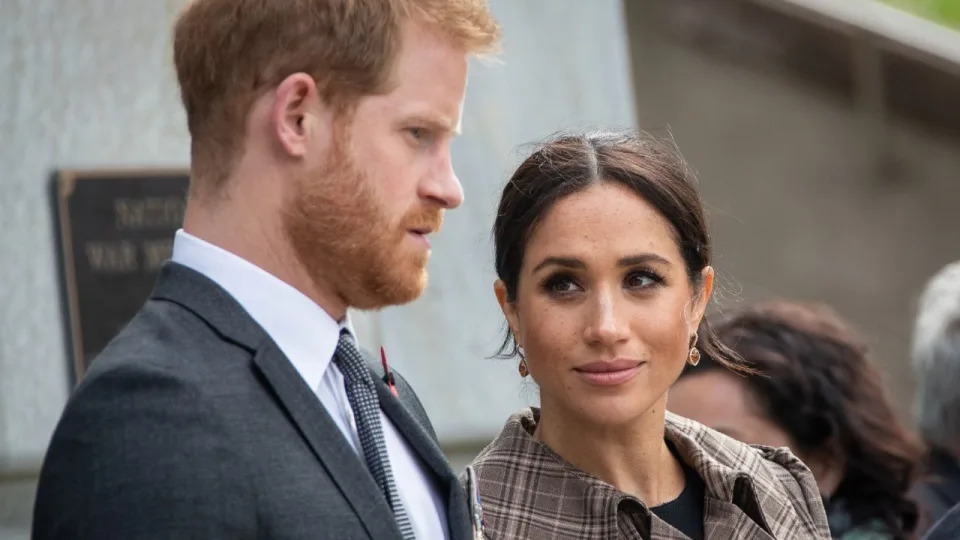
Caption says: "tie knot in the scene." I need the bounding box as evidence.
[334,330,374,390]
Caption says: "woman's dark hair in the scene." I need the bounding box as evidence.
[682,301,921,538]
[492,130,742,370]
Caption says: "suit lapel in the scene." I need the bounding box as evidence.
[374,380,452,481]
[373,380,473,540]
[153,263,402,540]
[154,263,468,539]
[254,342,402,540]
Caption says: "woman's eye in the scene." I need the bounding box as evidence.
[543,275,581,295]
[626,271,662,289]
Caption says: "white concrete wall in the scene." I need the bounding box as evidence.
[0,1,637,535]
[626,2,960,422]
[1,0,190,535]
[352,0,638,445]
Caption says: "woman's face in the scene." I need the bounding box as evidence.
[668,371,795,448]
[496,182,713,428]
[668,370,846,496]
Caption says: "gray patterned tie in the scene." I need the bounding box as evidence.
[333,331,416,539]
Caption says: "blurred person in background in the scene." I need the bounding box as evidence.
[910,261,960,529]
[468,131,830,540]
[670,301,922,540]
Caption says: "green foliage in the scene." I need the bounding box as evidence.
[881,0,960,30]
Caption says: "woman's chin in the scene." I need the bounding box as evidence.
[569,396,657,429]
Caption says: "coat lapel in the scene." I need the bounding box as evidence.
[253,342,402,540]
[373,380,473,540]
[704,498,775,540]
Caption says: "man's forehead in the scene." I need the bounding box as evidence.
[389,23,468,125]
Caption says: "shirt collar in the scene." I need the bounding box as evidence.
[171,229,349,390]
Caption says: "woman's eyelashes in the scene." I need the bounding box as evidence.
[541,273,581,297]
[539,268,666,298]
[625,269,665,290]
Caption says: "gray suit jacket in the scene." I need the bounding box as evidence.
[33,262,472,539]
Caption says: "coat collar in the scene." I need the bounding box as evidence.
[469,408,830,540]
[664,411,827,538]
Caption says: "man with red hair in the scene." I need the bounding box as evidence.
[33,1,500,538]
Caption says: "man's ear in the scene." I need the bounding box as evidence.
[271,73,326,159]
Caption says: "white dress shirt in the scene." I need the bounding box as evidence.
[172,229,447,540]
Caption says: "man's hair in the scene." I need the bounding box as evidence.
[173,0,500,193]
[912,260,960,452]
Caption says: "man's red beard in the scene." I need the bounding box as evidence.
[282,138,442,310]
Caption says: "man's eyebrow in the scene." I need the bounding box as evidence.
[402,113,461,136]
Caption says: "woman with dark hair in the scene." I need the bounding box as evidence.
[466,131,830,539]
[669,301,922,539]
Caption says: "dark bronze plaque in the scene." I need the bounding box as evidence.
[55,170,189,379]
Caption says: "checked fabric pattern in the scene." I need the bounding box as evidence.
[333,331,416,540]
[466,408,832,539]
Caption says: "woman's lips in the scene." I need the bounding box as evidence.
[574,359,643,386]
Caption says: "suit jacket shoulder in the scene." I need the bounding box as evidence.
[33,300,258,538]
[35,264,396,539]
[36,263,467,540]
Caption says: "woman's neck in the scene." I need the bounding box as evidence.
[533,396,686,507]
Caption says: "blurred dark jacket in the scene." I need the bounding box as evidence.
[913,449,960,531]
[923,502,960,540]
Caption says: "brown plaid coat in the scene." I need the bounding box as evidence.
[466,408,830,539]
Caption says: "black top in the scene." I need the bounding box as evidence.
[651,445,705,540]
